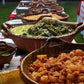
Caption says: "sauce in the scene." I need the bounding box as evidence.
[10,25,33,36]
[10,21,74,38]
[0,51,10,56]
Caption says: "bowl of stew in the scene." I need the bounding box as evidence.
[1,17,84,52]
[20,37,84,84]
[21,12,69,24]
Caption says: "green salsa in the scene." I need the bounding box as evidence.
[10,25,33,37]
[10,21,74,38]
[0,51,10,56]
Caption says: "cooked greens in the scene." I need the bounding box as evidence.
[0,51,10,56]
[16,13,25,17]
[10,20,74,38]
[27,21,74,37]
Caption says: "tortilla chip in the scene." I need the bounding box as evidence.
[0,69,25,84]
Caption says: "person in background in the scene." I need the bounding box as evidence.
[77,0,84,38]
[2,0,5,5]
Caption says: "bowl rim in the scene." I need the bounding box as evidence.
[20,50,39,84]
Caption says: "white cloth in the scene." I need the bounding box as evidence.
[0,55,21,72]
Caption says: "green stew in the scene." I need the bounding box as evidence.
[0,51,10,56]
[10,21,74,38]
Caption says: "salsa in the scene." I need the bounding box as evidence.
[0,51,10,56]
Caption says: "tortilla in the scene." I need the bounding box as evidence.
[0,69,25,84]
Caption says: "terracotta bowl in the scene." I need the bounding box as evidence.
[28,5,64,14]
[50,6,64,13]
[1,17,84,52]
[28,7,42,14]
[21,13,51,24]
[21,13,69,24]
[56,13,69,21]
[0,41,16,67]
[45,3,59,7]
[20,37,84,84]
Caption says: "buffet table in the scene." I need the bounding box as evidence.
[1,1,84,84]
[0,0,77,73]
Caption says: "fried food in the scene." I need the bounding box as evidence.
[22,13,62,20]
[28,49,84,84]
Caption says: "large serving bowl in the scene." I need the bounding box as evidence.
[1,17,84,52]
[21,13,69,24]
[0,41,16,67]
[20,37,84,84]
[28,6,64,14]
[50,6,64,13]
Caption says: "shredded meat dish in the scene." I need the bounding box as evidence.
[28,49,84,84]
[22,13,62,20]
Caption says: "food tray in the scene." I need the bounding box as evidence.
[21,13,51,24]
[28,0,63,14]
[21,13,69,24]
